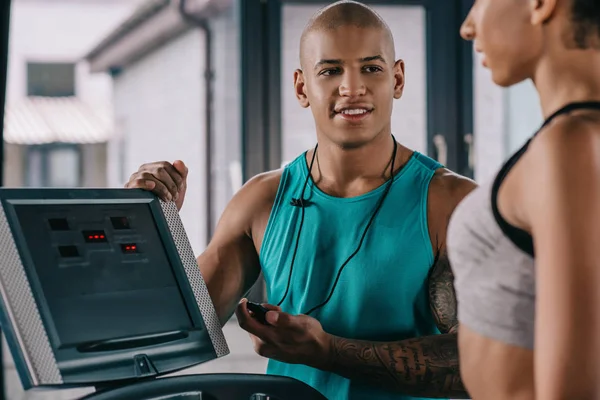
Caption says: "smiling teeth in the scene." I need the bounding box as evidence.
[342,109,368,115]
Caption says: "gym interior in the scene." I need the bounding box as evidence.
[0,0,547,399]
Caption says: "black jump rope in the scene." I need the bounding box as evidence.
[247,135,398,323]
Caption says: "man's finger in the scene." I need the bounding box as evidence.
[137,173,173,201]
[260,303,282,312]
[248,333,274,359]
[252,336,275,359]
[152,163,182,199]
[259,303,283,325]
[236,299,274,340]
[125,177,155,190]
[248,333,266,349]
[173,159,189,180]
[264,310,297,329]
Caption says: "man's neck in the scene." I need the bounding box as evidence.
[307,132,409,198]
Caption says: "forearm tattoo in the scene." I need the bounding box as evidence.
[328,334,468,398]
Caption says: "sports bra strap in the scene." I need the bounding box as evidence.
[540,101,600,130]
[492,100,600,258]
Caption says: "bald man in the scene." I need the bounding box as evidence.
[125,1,474,399]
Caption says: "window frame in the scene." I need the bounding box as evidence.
[26,61,76,98]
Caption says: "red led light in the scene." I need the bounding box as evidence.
[83,231,107,243]
[121,243,138,254]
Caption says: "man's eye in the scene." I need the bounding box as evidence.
[364,66,383,73]
[320,68,341,76]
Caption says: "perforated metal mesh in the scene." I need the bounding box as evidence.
[159,201,229,357]
[0,205,62,385]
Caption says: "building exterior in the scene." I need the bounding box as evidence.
[3,0,144,189]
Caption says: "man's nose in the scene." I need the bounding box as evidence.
[339,71,366,97]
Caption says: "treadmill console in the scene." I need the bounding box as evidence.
[0,188,229,390]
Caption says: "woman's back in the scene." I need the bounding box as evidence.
[448,103,600,399]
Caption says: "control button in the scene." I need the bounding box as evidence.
[58,245,79,258]
[133,354,157,377]
[111,216,130,230]
[48,218,69,231]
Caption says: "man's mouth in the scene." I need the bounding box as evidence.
[340,108,369,115]
[334,107,373,122]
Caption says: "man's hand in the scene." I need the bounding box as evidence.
[235,299,332,369]
[125,160,188,211]
[237,297,468,397]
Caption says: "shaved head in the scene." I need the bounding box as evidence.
[299,1,395,68]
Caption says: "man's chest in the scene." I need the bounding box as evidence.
[260,219,436,332]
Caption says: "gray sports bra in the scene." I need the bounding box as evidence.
[447,101,600,349]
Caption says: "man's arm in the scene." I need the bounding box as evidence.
[427,169,475,337]
[197,171,281,325]
[429,248,459,335]
[322,251,467,398]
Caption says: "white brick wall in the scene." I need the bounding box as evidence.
[107,5,246,249]
[110,29,208,255]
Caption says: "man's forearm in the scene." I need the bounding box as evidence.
[321,333,469,398]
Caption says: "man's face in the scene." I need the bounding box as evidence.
[295,26,404,148]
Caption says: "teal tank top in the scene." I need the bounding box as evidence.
[259,151,445,400]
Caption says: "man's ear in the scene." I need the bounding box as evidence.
[294,69,310,108]
[393,59,405,100]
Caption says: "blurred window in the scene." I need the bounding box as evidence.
[27,62,75,97]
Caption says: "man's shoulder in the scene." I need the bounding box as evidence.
[425,169,477,247]
[239,168,284,209]
[246,168,284,190]
[242,153,309,199]
[428,168,477,209]
[223,169,284,239]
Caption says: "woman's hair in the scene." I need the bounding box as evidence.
[571,0,600,48]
